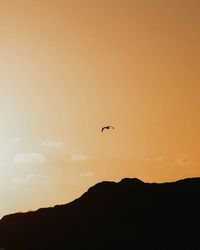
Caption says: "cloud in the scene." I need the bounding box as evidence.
[174,155,191,166]
[144,157,150,163]
[0,137,21,149]
[12,137,21,143]
[144,156,164,163]
[41,139,62,148]
[13,177,24,184]
[70,154,90,161]
[14,174,49,184]
[26,174,49,183]
[154,156,164,162]
[14,153,46,164]
[80,172,94,177]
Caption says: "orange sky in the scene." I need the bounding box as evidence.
[0,0,199,218]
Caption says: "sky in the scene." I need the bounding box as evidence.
[0,0,199,218]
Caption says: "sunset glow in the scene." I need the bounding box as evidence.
[0,0,199,218]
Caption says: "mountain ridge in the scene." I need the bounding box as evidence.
[2,176,199,220]
[0,177,200,250]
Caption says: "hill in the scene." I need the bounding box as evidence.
[0,177,200,250]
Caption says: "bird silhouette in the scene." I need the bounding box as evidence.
[101,126,114,132]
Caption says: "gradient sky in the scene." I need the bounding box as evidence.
[0,0,199,218]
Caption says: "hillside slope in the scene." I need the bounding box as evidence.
[0,177,199,250]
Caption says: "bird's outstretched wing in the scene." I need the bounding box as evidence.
[101,127,105,132]
[109,126,114,129]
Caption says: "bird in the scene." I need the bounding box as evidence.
[101,126,114,132]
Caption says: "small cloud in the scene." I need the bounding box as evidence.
[70,154,90,161]
[41,139,62,148]
[26,174,49,183]
[13,177,23,183]
[14,174,49,184]
[0,137,21,149]
[11,137,21,144]
[144,156,164,163]
[144,157,150,163]
[14,153,46,164]
[154,156,164,162]
[80,172,94,177]
[174,155,191,166]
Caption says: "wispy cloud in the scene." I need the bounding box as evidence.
[0,137,21,149]
[26,174,49,183]
[154,156,164,162]
[14,153,46,164]
[41,139,62,148]
[144,156,164,163]
[144,157,150,163]
[12,137,21,143]
[80,171,94,177]
[14,174,49,184]
[174,155,191,166]
[70,154,90,161]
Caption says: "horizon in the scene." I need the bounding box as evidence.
[0,0,200,218]
[1,175,200,219]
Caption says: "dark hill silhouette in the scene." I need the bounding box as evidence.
[0,177,200,250]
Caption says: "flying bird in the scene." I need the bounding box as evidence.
[101,126,114,132]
